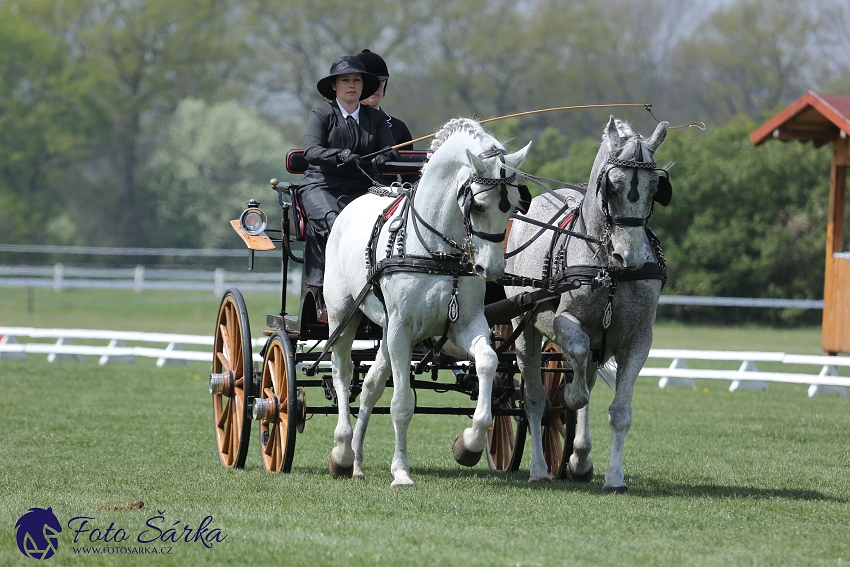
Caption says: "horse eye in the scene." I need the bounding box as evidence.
[473,202,485,213]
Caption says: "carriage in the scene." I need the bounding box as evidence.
[209,147,577,477]
[209,114,670,491]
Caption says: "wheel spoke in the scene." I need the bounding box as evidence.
[219,324,231,360]
[265,423,277,457]
[545,426,563,474]
[217,397,231,429]
[221,406,233,457]
[216,351,230,371]
[553,416,567,438]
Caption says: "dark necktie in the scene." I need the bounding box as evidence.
[346,115,360,150]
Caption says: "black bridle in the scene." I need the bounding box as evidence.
[599,156,655,227]
[409,147,520,258]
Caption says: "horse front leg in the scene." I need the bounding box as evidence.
[351,336,391,480]
[552,312,591,410]
[385,321,416,487]
[604,334,651,494]
[568,357,598,482]
[328,311,361,479]
[513,319,550,482]
[452,320,497,466]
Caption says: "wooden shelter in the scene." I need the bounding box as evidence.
[751,91,850,354]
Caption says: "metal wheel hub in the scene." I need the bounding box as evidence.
[209,370,235,396]
[253,394,280,422]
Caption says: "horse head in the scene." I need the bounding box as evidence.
[455,144,532,280]
[590,116,669,269]
[422,118,531,281]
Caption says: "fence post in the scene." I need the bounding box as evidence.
[134,265,145,293]
[214,268,225,297]
[729,360,769,392]
[53,263,64,292]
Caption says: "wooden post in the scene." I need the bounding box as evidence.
[822,137,850,354]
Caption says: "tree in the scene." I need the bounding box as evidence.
[7,0,242,247]
[242,0,437,121]
[671,0,819,123]
[0,8,91,244]
[145,99,292,249]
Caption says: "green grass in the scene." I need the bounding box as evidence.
[0,287,292,335]
[2,287,849,565]
[1,358,848,566]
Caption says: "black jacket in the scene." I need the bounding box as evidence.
[300,101,395,195]
[382,109,414,150]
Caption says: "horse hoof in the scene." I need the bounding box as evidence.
[566,465,594,483]
[602,484,628,494]
[352,472,365,480]
[528,476,553,484]
[328,454,353,479]
[452,435,482,467]
[391,477,414,488]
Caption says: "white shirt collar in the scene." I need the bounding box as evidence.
[337,102,360,123]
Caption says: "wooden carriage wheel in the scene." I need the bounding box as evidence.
[256,332,298,473]
[540,342,577,480]
[210,289,253,469]
[485,324,528,472]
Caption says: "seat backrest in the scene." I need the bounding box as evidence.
[285,149,428,175]
[287,184,307,241]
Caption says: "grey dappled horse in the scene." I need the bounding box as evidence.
[324,118,531,487]
[505,116,669,492]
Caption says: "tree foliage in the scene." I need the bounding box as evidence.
[145,99,292,249]
[2,0,850,326]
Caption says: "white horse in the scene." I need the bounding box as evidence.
[324,118,531,487]
[506,116,669,492]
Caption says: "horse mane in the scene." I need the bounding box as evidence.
[429,118,488,152]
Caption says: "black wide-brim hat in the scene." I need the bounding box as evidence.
[316,56,380,101]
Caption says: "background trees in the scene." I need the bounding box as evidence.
[1,0,848,322]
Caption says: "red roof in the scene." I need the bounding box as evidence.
[750,91,850,148]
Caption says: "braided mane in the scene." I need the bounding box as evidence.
[429,118,488,152]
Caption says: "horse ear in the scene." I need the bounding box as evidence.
[654,173,672,206]
[516,184,532,214]
[465,148,488,175]
[646,121,669,153]
[605,116,622,153]
[504,141,532,171]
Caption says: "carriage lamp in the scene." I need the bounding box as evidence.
[240,199,267,235]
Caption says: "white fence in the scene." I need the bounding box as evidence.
[0,264,300,295]
[638,349,850,397]
[1,326,848,397]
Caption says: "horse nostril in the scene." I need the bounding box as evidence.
[474,264,485,276]
[612,253,625,267]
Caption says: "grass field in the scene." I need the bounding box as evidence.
[2,287,849,566]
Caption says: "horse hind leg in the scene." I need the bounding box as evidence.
[514,324,551,483]
[350,337,391,480]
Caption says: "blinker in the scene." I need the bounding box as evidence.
[654,171,672,206]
